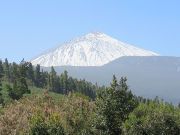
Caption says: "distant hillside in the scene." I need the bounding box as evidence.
[42,56,180,104]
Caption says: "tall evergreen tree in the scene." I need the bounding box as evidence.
[49,66,57,91]
[67,77,76,92]
[19,59,29,78]
[8,80,20,100]
[95,75,138,135]
[11,62,19,82]
[34,64,41,87]
[8,60,30,100]
[8,75,30,100]
[4,58,10,81]
[27,63,34,85]
[40,70,48,88]
[48,67,61,92]
[62,70,68,94]
[0,60,3,78]
[0,60,4,104]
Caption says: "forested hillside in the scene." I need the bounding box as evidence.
[0,58,98,103]
[0,58,179,135]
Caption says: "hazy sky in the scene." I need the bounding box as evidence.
[0,0,180,62]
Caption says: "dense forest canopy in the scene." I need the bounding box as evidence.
[0,58,99,100]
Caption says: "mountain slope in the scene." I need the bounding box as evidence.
[31,32,158,67]
[42,56,180,104]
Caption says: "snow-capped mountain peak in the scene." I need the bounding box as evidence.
[31,32,159,67]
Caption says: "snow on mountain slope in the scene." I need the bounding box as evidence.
[31,32,159,67]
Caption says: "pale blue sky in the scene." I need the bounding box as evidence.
[0,0,179,62]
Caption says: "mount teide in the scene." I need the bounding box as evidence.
[31,33,180,104]
[31,32,158,67]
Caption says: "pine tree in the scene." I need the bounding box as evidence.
[19,60,30,94]
[48,67,61,93]
[4,58,10,81]
[0,60,3,78]
[68,77,76,92]
[8,80,20,100]
[11,62,19,82]
[63,70,68,94]
[95,75,138,135]
[49,66,57,91]
[8,61,30,100]
[8,77,30,100]
[19,59,28,77]
[0,60,4,104]
[40,70,48,88]
[27,63,34,85]
[34,64,41,87]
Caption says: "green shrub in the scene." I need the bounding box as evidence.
[30,112,65,135]
[123,102,180,135]
[48,113,65,135]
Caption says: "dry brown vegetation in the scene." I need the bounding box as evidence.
[0,91,95,135]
